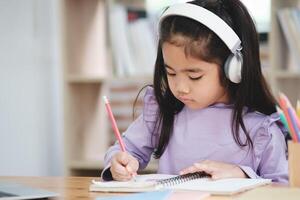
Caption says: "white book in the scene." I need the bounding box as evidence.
[89,172,271,195]
[277,9,300,70]
[128,19,157,76]
[109,4,135,76]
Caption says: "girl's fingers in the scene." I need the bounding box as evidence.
[194,161,243,180]
[180,160,248,180]
[126,165,133,173]
[194,163,213,173]
[127,157,139,172]
[112,173,132,181]
[179,165,198,175]
[111,163,132,181]
[111,158,130,176]
[211,174,221,180]
[111,152,140,181]
[114,163,130,175]
[117,152,139,172]
[116,152,130,165]
[180,162,214,175]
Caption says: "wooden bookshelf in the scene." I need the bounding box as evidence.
[269,0,300,104]
[62,0,110,176]
[62,0,157,176]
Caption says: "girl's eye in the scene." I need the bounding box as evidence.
[189,76,202,80]
[166,71,176,76]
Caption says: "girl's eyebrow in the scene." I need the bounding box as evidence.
[164,64,173,70]
[164,64,176,72]
[185,68,203,73]
[164,63,203,73]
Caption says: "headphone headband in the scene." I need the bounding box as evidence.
[159,3,242,54]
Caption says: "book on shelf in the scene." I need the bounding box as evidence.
[108,4,157,77]
[277,8,300,71]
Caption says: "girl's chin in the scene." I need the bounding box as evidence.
[184,102,205,110]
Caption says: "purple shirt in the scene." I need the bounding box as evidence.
[102,87,288,183]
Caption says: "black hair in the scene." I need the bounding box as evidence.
[135,0,277,158]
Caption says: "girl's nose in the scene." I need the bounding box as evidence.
[177,82,190,95]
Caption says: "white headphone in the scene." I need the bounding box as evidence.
[159,3,243,83]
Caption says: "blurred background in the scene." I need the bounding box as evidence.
[0,0,299,177]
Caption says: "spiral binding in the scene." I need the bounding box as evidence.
[156,171,210,188]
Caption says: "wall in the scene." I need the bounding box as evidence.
[0,0,63,176]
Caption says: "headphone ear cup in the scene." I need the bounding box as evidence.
[224,52,243,83]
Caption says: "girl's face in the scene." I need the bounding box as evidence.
[162,41,229,109]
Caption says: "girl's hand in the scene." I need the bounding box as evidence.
[180,160,247,180]
[110,152,139,181]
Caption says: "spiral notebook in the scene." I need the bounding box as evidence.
[89,172,271,195]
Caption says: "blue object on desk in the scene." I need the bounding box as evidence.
[96,190,172,200]
[0,181,59,199]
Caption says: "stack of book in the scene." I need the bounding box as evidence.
[108,4,157,77]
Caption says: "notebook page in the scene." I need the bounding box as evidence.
[134,174,177,182]
[90,174,271,194]
[170,178,271,195]
[91,174,176,191]
[91,179,155,189]
[92,174,176,184]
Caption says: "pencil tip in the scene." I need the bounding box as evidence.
[103,96,108,103]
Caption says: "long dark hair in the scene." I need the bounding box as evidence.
[136,0,277,158]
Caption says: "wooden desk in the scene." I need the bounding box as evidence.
[0,176,286,200]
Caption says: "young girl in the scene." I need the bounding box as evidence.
[102,0,288,183]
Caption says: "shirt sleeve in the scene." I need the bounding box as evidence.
[242,114,289,183]
[101,87,159,181]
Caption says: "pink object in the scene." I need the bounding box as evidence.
[279,93,299,142]
[103,96,126,151]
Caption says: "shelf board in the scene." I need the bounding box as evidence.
[109,75,153,83]
[274,71,300,79]
[66,75,107,83]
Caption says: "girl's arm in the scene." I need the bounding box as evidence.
[101,87,158,181]
[180,116,289,183]
[180,160,248,179]
[101,115,156,181]
[250,121,288,183]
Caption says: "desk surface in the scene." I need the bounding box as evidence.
[0,176,285,200]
